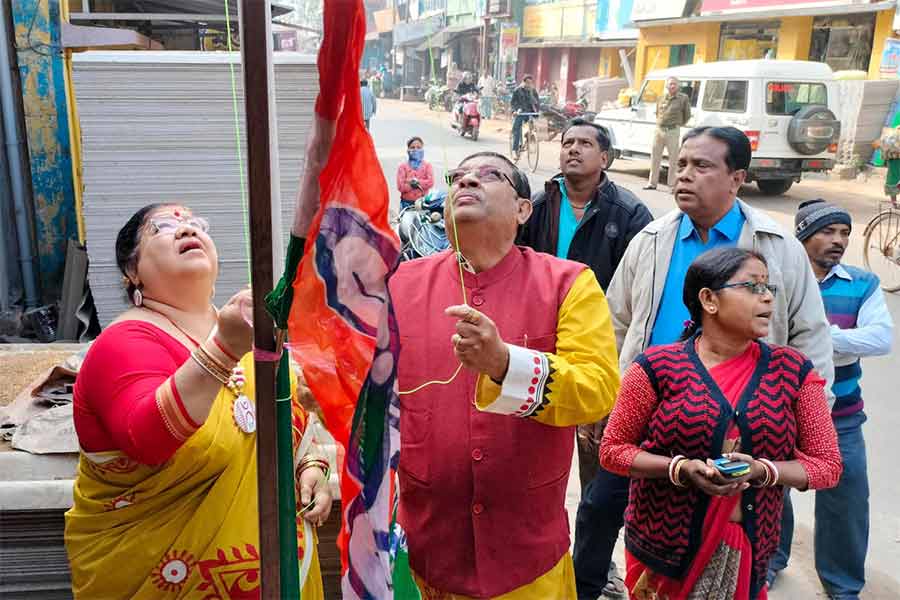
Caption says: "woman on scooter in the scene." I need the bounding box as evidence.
[397,136,435,210]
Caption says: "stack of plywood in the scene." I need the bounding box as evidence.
[72,51,318,325]
[835,78,899,166]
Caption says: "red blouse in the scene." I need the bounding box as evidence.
[73,321,199,465]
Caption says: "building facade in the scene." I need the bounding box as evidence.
[632,0,898,85]
[517,0,637,101]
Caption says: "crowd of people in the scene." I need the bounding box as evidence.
[64,83,893,600]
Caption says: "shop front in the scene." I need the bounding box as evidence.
[632,0,896,86]
[519,0,636,101]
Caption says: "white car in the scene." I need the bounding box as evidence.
[595,59,841,195]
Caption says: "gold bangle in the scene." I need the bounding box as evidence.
[297,457,330,473]
[196,344,234,379]
[191,350,230,385]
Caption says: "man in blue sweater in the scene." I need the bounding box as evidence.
[770,199,894,600]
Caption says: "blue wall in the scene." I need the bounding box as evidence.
[12,0,77,302]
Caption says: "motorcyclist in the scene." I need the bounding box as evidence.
[511,74,540,155]
[454,72,479,123]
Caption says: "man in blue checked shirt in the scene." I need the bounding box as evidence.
[769,199,894,600]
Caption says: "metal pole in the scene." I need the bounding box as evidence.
[239,0,281,597]
[0,117,11,312]
[0,0,40,308]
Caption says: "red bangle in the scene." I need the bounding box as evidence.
[212,335,241,362]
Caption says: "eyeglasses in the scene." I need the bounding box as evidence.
[148,216,210,236]
[714,281,777,297]
[445,166,518,193]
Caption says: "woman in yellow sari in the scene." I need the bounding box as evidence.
[65,203,331,599]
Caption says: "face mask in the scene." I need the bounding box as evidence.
[408,149,424,162]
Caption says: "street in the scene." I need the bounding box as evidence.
[371,99,900,599]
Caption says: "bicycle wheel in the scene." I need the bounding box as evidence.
[527,131,540,172]
[863,210,900,292]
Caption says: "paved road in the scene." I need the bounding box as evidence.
[370,99,900,599]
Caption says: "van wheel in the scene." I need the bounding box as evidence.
[757,179,793,196]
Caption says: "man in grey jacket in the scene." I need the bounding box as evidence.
[579,126,834,600]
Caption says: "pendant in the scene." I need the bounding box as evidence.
[232,394,256,434]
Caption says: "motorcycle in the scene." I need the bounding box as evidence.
[425,81,450,111]
[541,93,597,141]
[451,92,481,141]
[397,190,449,261]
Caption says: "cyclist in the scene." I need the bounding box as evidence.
[511,74,540,157]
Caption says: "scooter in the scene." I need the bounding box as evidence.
[397,191,449,261]
[451,92,481,141]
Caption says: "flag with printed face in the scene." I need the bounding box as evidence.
[285,1,418,598]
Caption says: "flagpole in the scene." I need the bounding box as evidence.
[239,1,281,596]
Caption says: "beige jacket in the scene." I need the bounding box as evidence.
[606,199,835,404]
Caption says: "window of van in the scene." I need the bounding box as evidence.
[679,80,701,107]
[702,80,748,113]
[638,80,664,105]
[766,82,827,116]
[638,79,701,107]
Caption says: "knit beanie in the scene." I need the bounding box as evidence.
[794,199,852,242]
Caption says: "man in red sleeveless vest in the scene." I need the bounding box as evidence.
[389,151,620,598]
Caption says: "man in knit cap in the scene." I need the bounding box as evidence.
[769,199,894,600]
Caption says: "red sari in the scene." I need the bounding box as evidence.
[624,342,766,600]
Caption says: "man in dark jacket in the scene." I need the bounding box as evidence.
[517,117,652,600]
[518,118,651,289]
[510,74,540,156]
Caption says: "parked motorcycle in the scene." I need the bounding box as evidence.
[541,94,596,141]
[425,81,450,111]
[451,92,481,141]
[397,190,449,261]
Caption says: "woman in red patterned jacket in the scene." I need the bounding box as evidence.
[600,247,842,600]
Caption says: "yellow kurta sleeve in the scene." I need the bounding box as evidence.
[474,268,620,426]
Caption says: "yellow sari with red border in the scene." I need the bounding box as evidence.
[64,355,324,599]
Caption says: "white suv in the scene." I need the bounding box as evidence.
[594,59,841,195]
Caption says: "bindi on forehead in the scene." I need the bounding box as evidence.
[153,206,192,219]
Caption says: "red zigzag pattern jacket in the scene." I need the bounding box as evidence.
[623,337,830,600]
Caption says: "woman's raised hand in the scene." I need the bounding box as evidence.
[293,115,338,238]
[216,288,254,359]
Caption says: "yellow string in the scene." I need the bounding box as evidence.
[397,144,470,396]
[223,0,251,282]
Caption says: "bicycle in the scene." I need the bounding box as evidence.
[510,112,540,173]
[863,196,900,292]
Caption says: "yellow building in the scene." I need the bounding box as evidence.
[518,0,638,101]
[631,0,897,86]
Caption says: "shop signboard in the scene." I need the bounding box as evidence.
[596,0,636,33]
[393,13,444,44]
[523,3,562,37]
[373,8,395,33]
[880,38,900,79]
[499,25,520,64]
[523,1,593,39]
[630,0,688,21]
[702,0,866,15]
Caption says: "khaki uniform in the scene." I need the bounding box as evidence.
[649,92,691,188]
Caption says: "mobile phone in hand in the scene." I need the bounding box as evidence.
[713,457,751,478]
